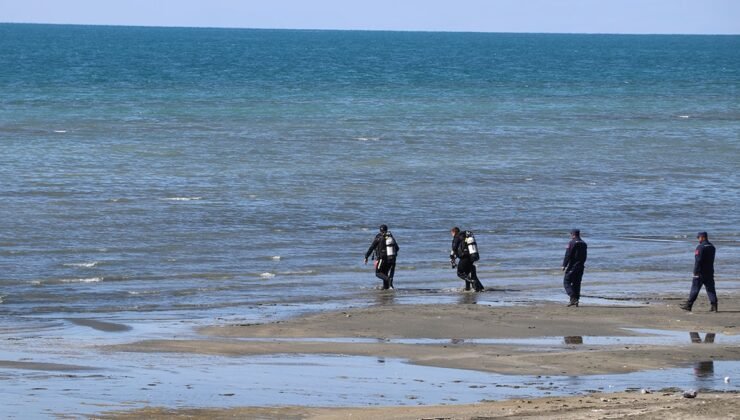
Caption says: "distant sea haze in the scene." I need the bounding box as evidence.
[0,24,738,316]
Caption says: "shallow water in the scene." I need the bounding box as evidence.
[1,24,739,417]
[2,318,739,417]
[0,350,737,418]
[1,24,738,321]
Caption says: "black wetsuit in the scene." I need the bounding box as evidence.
[562,237,587,302]
[365,232,399,289]
[451,232,484,292]
[687,239,717,305]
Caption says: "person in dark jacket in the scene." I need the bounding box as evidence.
[364,224,399,290]
[680,232,717,312]
[562,229,587,307]
[450,227,484,292]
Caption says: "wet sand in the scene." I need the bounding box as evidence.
[66,318,133,332]
[99,295,740,418]
[103,391,740,419]
[110,297,740,376]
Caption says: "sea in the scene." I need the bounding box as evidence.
[0,23,738,415]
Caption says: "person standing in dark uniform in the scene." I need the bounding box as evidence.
[680,232,717,312]
[562,229,587,307]
[450,227,484,292]
[364,224,399,290]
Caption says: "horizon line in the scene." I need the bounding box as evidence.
[2,21,738,36]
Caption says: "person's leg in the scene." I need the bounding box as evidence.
[388,260,396,289]
[687,277,703,304]
[571,269,583,301]
[470,264,484,292]
[681,277,703,311]
[375,259,390,289]
[704,277,718,311]
[563,271,575,301]
[457,258,472,290]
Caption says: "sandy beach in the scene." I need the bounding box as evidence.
[110,297,740,376]
[103,391,740,419]
[101,295,740,418]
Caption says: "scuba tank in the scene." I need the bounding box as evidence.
[384,232,396,257]
[464,231,479,262]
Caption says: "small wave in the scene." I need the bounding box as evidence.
[161,197,202,201]
[280,270,317,275]
[60,277,103,283]
[63,262,99,268]
[271,256,281,261]
[355,137,380,141]
[53,130,67,133]
[260,272,276,279]
[678,115,690,119]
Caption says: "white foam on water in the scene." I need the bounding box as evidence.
[60,277,103,283]
[260,272,276,279]
[53,130,67,133]
[678,115,690,118]
[161,197,202,201]
[355,137,380,141]
[271,256,281,261]
[63,262,99,268]
[280,270,317,275]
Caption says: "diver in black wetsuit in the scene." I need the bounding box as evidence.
[450,227,484,292]
[364,224,399,290]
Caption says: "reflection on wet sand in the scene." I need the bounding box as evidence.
[459,292,478,305]
[374,290,396,306]
[694,360,714,379]
[689,332,716,344]
[564,336,583,345]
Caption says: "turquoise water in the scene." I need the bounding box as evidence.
[0,24,738,318]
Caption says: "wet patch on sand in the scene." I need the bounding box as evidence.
[66,318,133,332]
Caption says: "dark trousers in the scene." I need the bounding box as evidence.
[688,276,717,305]
[375,257,396,289]
[457,257,484,291]
[564,268,584,300]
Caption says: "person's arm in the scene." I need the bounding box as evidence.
[364,237,379,263]
[562,241,573,270]
[582,242,587,264]
[693,244,702,277]
[451,236,462,259]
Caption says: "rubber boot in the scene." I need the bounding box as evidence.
[567,297,578,307]
[710,303,718,312]
[464,280,471,291]
[679,302,693,312]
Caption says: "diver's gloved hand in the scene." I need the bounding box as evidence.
[450,259,457,269]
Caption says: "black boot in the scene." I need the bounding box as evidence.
[567,297,578,307]
[679,301,693,312]
[710,303,718,312]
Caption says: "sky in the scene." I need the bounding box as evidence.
[1,0,739,35]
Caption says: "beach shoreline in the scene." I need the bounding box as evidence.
[108,296,740,376]
[101,391,740,419]
[95,294,740,418]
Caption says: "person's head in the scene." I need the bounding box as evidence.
[697,231,708,242]
[450,227,460,237]
[570,228,581,239]
[379,224,388,233]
